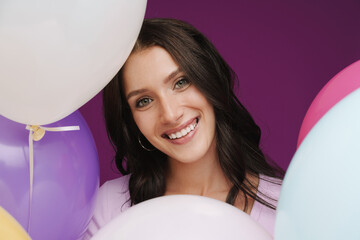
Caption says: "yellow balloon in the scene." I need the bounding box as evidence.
[0,207,31,240]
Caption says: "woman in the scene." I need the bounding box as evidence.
[84,18,284,238]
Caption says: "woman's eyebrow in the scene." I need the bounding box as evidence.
[126,68,182,100]
[126,89,147,100]
[164,68,181,84]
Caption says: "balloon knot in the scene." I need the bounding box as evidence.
[26,125,46,141]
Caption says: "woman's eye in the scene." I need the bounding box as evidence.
[136,97,153,108]
[174,78,189,89]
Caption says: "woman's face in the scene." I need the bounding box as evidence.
[122,46,216,164]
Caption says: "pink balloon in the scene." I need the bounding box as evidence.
[297,60,360,147]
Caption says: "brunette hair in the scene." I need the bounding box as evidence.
[103,18,284,210]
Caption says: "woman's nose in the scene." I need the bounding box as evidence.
[159,97,183,124]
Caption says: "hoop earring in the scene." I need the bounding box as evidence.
[138,134,155,151]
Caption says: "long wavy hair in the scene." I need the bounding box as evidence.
[103,18,284,210]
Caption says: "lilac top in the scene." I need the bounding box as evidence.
[83,174,281,239]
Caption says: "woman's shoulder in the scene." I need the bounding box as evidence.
[98,174,131,216]
[250,174,282,237]
[102,174,131,194]
[258,174,282,201]
[82,174,131,239]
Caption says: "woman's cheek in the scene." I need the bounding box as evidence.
[134,111,156,135]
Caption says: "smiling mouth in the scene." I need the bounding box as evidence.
[162,118,199,140]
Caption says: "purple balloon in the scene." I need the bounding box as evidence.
[0,111,99,240]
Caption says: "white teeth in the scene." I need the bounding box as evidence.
[167,121,198,139]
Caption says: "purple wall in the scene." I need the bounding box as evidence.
[80,0,360,185]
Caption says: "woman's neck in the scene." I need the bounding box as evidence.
[164,140,259,214]
[165,141,231,200]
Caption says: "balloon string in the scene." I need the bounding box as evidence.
[25,125,80,233]
[27,127,34,234]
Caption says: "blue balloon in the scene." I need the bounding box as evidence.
[275,88,360,240]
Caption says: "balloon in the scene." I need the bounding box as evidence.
[0,207,31,240]
[92,195,272,240]
[0,111,99,240]
[0,0,147,125]
[275,88,360,240]
[297,60,360,147]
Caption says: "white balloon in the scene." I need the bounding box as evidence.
[275,88,360,239]
[0,0,147,125]
[92,195,272,240]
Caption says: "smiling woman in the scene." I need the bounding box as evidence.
[83,18,284,239]
[123,46,216,165]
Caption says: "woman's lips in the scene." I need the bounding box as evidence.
[162,117,199,145]
[162,117,198,139]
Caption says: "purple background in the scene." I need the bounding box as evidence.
[79,0,360,185]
